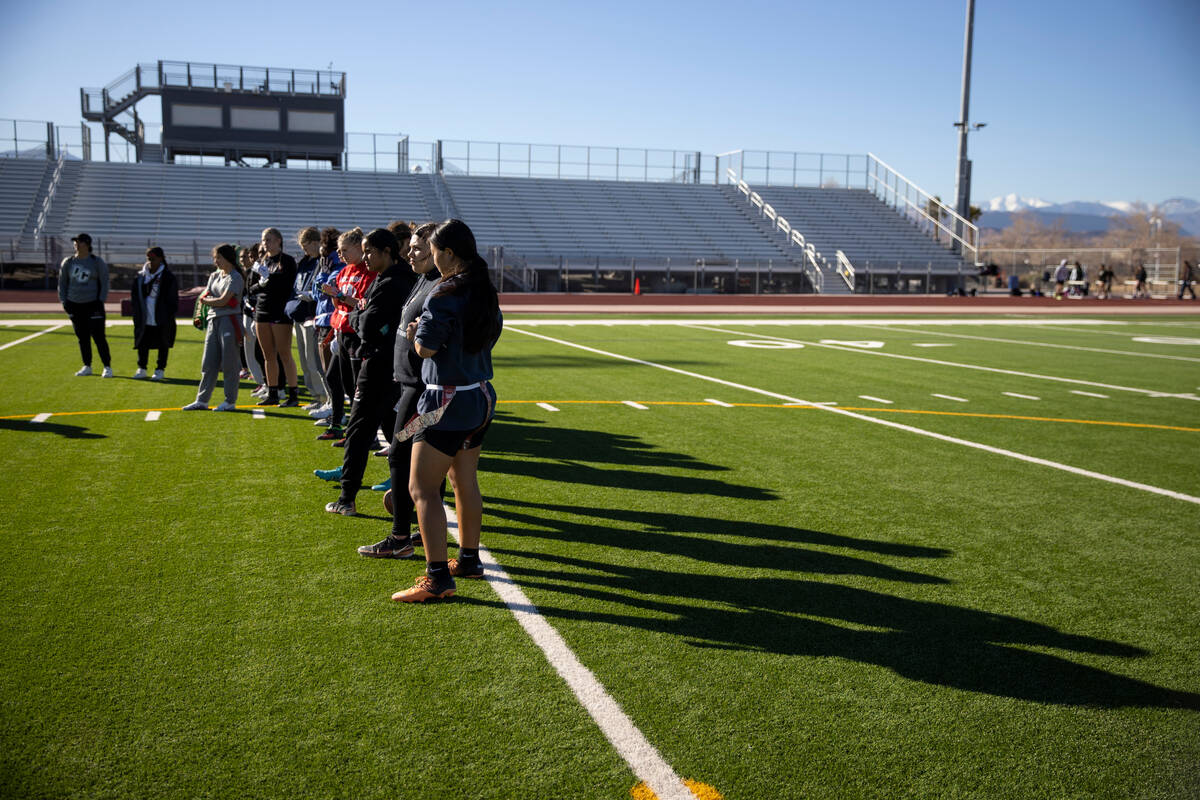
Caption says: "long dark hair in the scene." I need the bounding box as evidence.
[431,219,500,353]
[364,228,402,265]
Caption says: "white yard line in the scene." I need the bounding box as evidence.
[144,411,161,422]
[931,393,969,403]
[858,395,894,404]
[1003,392,1041,400]
[536,402,560,412]
[30,413,52,423]
[852,323,1200,363]
[508,326,1200,506]
[1070,390,1109,399]
[0,323,67,352]
[623,401,649,410]
[705,398,733,407]
[251,409,266,420]
[681,323,1200,401]
[504,318,1132,328]
[442,506,696,800]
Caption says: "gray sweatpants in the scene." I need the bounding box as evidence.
[196,315,242,405]
[294,320,327,400]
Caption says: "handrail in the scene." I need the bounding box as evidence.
[32,151,66,244]
[727,167,825,293]
[835,250,855,291]
[867,152,979,265]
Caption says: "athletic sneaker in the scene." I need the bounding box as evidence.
[357,535,414,559]
[251,384,268,397]
[74,365,93,376]
[101,366,114,378]
[151,369,164,381]
[304,401,322,412]
[316,428,343,440]
[391,574,456,603]
[213,401,237,412]
[182,401,208,411]
[374,446,390,458]
[449,557,485,579]
[314,418,332,427]
[314,466,343,481]
[133,367,148,379]
[280,390,300,408]
[238,368,251,379]
[332,438,346,448]
[325,499,356,516]
[309,405,333,420]
[370,477,391,492]
[256,394,279,407]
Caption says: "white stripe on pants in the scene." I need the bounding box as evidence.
[242,313,264,386]
[294,320,327,400]
[197,315,242,405]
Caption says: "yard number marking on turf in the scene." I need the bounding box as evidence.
[1071,390,1109,399]
[932,393,969,403]
[1003,392,1041,400]
[536,402,560,412]
[691,324,1200,401]
[251,409,266,419]
[623,401,649,410]
[0,324,68,352]
[508,326,1200,506]
[853,323,1200,363]
[30,413,51,423]
[440,507,701,800]
[859,395,894,404]
[144,411,161,422]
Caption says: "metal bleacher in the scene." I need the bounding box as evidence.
[751,185,967,274]
[0,159,50,238]
[444,175,796,266]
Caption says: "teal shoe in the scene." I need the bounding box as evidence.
[370,477,392,492]
[314,466,343,481]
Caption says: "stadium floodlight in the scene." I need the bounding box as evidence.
[952,0,977,250]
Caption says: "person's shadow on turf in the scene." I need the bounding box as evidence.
[0,417,105,439]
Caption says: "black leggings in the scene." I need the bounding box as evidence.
[339,369,399,502]
[64,300,111,367]
[327,331,360,426]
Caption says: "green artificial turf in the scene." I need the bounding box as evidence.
[1,312,1198,799]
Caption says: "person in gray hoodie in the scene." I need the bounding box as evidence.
[58,233,113,377]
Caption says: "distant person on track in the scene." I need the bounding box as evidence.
[1179,261,1196,300]
[1053,259,1069,300]
[392,219,502,603]
[59,232,113,377]
[291,227,327,410]
[1133,264,1149,298]
[1095,264,1114,299]
[130,246,179,380]
[250,227,300,407]
[323,228,415,517]
[359,222,442,558]
[183,244,244,412]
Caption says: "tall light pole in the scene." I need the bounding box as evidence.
[952,0,980,249]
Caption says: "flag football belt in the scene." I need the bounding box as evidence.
[394,383,484,443]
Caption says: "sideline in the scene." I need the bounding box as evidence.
[0,323,67,352]
[683,323,1200,401]
[507,327,1200,505]
[441,506,697,800]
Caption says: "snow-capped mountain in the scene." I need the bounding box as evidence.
[981,195,1200,236]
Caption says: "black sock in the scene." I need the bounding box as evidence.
[427,561,449,581]
[459,547,479,562]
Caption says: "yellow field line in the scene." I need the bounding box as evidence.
[2,402,1197,432]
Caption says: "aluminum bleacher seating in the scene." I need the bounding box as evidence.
[0,159,50,237]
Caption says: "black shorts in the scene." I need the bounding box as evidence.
[414,419,492,457]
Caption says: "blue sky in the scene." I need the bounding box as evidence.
[1,0,1196,205]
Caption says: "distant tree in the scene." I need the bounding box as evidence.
[968,204,982,223]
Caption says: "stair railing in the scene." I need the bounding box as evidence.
[32,151,66,245]
[835,250,855,291]
[866,152,980,265]
[728,167,825,293]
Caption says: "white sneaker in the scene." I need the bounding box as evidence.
[309,405,333,420]
[133,368,148,379]
[252,384,268,397]
[74,365,93,376]
[151,369,165,381]
[182,401,208,411]
[213,401,237,412]
[101,366,114,378]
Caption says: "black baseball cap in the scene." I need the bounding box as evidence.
[71,233,93,246]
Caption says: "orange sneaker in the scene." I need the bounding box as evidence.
[391,575,456,603]
[448,557,484,579]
